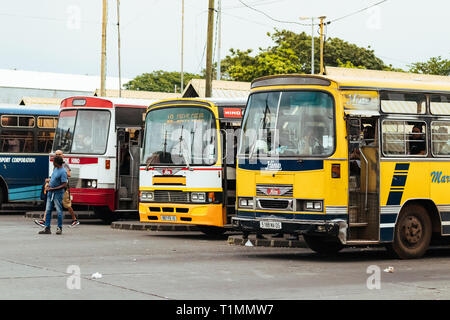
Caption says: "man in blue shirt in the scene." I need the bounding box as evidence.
[39,156,68,235]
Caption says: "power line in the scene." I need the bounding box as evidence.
[236,0,314,26]
[328,0,388,24]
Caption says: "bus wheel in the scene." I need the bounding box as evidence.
[198,226,226,237]
[391,204,431,259]
[93,206,118,224]
[303,235,344,255]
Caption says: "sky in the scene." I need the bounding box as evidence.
[0,0,449,81]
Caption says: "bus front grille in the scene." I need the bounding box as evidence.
[257,198,293,211]
[154,190,190,203]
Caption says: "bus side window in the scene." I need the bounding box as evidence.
[38,131,54,153]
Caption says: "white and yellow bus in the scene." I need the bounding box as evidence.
[232,70,450,259]
[139,98,246,235]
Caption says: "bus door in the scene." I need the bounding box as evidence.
[117,128,140,210]
[347,116,380,241]
[221,121,241,224]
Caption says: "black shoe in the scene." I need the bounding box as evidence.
[56,227,62,235]
[38,227,51,234]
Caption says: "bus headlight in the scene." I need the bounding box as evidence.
[191,192,206,203]
[140,191,154,202]
[299,199,323,212]
[238,197,254,208]
[83,179,97,188]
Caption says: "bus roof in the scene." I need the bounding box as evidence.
[61,96,158,109]
[251,68,450,94]
[0,104,60,116]
[148,97,247,109]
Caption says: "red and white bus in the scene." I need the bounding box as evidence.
[51,96,155,222]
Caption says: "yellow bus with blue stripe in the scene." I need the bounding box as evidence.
[139,98,246,235]
[232,69,450,259]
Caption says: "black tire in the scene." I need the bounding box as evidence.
[198,225,226,237]
[391,204,431,259]
[93,206,118,224]
[303,235,344,255]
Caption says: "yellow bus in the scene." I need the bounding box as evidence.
[232,70,450,259]
[139,98,246,235]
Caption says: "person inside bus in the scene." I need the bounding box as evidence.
[409,124,426,155]
[436,126,450,155]
[349,124,375,176]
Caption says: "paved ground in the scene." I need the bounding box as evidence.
[2,214,450,300]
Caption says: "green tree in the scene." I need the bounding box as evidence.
[221,29,390,81]
[408,56,450,76]
[124,70,202,93]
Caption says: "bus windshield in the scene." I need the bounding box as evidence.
[53,109,111,154]
[142,107,217,166]
[239,91,335,158]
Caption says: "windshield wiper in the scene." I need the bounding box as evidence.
[249,98,271,160]
[178,126,192,169]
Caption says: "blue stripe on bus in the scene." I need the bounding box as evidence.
[443,226,450,235]
[380,227,395,242]
[386,191,404,206]
[9,189,41,201]
[440,212,450,221]
[238,159,324,171]
[391,175,407,187]
[237,210,347,221]
[8,185,41,194]
[395,163,410,171]
[380,214,397,224]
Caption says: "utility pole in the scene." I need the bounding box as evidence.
[311,17,314,74]
[116,0,122,97]
[205,0,215,98]
[300,16,315,74]
[319,16,326,75]
[180,0,184,93]
[100,0,108,97]
[216,0,222,80]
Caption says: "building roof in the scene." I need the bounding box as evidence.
[94,89,181,100]
[19,97,62,106]
[0,69,130,92]
[182,79,250,98]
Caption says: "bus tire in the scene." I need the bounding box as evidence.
[198,225,226,237]
[391,204,431,259]
[93,206,118,224]
[303,235,344,255]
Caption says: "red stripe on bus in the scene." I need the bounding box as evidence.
[50,156,98,165]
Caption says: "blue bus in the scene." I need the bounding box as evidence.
[0,104,60,205]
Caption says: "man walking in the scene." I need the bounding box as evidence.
[38,155,67,235]
[35,150,79,227]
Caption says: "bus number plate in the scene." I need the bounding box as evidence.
[260,221,282,230]
[161,215,177,222]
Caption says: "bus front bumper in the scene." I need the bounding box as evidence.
[139,203,225,227]
[232,216,348,242]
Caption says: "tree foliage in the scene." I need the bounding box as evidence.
[221,29,389,81]
[408,56,450,76]
[124,70,201,93]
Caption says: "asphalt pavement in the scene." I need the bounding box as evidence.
[2,214,450,300]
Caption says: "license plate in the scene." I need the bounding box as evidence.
[260,220,282,230]
[161,215,177,222]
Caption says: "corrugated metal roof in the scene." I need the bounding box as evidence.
[19,97,62,105]
[94,89,181,100]
[0,69,130,92]
[182,79,250,98]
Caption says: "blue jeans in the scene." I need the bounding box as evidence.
[44,191,64,229]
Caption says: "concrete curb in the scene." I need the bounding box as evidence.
[25,211,93,219]
[228,235,307,248]
[111,221,199,232]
